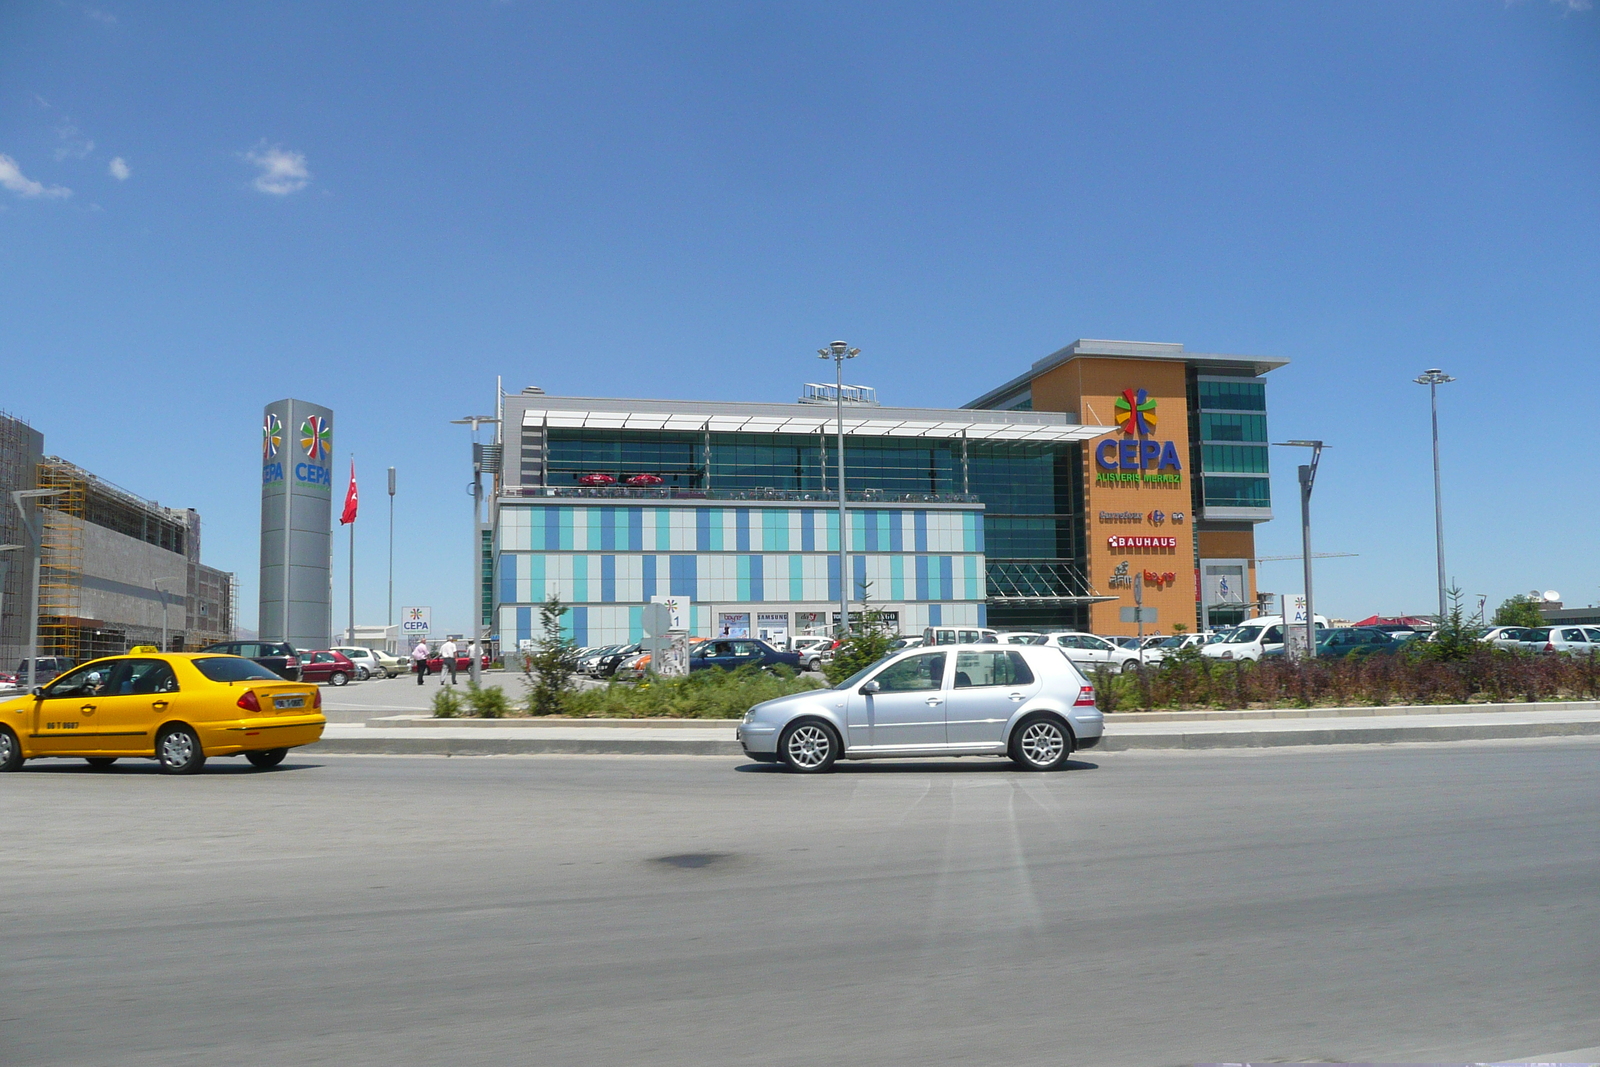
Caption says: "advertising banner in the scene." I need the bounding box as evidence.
[400,606,432,640]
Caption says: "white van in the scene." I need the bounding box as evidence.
[1200,615,1329,662]
[922,626,999,647]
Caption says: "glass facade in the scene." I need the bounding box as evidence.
[1193,375,1270,512]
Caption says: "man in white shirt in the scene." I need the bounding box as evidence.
[411,640,430,686]
[438,637,458,685]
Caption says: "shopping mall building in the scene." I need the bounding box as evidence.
[487,339,1285,648]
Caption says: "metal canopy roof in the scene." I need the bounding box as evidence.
[519,399,1111,442]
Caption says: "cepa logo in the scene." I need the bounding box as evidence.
[300,416,331,461]
[408,608,426,622]
[1115,388,1157,435]
[263,413,282,460]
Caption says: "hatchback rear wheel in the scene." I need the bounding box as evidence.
[85,757,118,769]
[779,720,840,774]
[328,670,349,687]
[1009,714,1072,771]
[245,748,288,768]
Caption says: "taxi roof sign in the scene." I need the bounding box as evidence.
[128,645,160,653]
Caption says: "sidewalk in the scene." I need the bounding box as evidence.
[308,701,1600,757]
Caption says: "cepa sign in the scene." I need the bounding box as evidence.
[1095,388,1183,481]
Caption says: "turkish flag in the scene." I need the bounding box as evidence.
[340,460,359,524]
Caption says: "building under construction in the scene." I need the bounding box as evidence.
[1,412,235,668]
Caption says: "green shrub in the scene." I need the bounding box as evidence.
[431,688,463,718]
[465,683,510,718]
[560,664,822,719]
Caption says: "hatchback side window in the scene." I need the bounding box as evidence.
[954,651,1035,688]
[1055,635,1079,649]
[872,653,947,692]
[1081,636,1112,651]
[957,630,978,644]
[1563,629,1586,642]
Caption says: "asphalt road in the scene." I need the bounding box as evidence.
[5,740,1599,1066]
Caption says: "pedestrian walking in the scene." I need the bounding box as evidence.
[439,637,458,685]
[411,639,430,686]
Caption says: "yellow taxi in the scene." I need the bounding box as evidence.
[0,649,326,774]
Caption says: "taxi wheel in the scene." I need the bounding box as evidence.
[245,748,288,769]
[85,757,118,769]
[156,725,207,775]
[328,670,349,687]
[0,726,22,772]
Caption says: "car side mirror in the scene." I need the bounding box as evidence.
[31,686,44,698]
[859,679,880,694]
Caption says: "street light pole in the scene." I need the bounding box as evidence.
[12,488,62,689]
[153,576,184,652]
[452,416,499,687]
[387,466,396,648]
[1272,441,1325,659]
[817,341,859,636]
[1414,368,1455,622]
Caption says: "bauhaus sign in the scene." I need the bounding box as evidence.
[1095,388,1182,485]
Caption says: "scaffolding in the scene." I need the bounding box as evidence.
[35,458,86,661]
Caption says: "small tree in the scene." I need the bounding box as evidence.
[821,594,899,686]
[1418,584,1480,663]
[1492,593,1546,629]
[524,593,575,715]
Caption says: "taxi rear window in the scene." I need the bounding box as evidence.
[192,657,284,682]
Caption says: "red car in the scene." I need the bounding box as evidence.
[425,651,491,675]
[299,650,357,686]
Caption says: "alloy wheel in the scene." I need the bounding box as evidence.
[1018,720,1065,767]
[785,724,833,770]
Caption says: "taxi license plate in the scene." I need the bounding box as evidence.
[274,696,306,710]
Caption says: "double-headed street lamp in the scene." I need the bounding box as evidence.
[1272,440,1325,659]
[817,341,859,636]
[11,488,63,688]
[1414,368,1455,622]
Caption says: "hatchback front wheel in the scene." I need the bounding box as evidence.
[779,720,840,774]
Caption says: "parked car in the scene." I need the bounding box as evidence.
[790,635,837,671]
[299,650,357,686]
[1314,627,1400,659]
[997,632,1047,645]
[736,642,1103,773]
[425,650,491,675]
[1522,626,1600,656]
[1041,631,1143,672]
[12,656,76,686]
[595,643,641,678]
[198,641,300,681]
[1140,632,1214,665]
[578,644,623,676]
[691,638,801,673]
[922,626,999,646]
[1481,626,1536,650]
[1200,615,1329,662]
[887,635,925,652]
[331,646,401,680]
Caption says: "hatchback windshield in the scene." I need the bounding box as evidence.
[192,656,285,682]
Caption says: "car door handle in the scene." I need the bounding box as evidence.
[79,703,96,714]
[151,700,169,709]
[924,697,943,706]
[1008,692,1024,701]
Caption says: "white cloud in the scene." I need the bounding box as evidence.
[242,143,311,195]
[1553,0,1592,10]
[108,156,130,180]
[0,154,71,199]
[54,121,94,161]
[84,7,117,26]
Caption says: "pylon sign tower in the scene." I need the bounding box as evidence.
[260,399,334,650]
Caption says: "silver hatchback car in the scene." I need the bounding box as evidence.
[737,643,1103,773]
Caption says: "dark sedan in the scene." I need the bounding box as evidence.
[1315,627,1401,659]
[198,640,301,681]
[690,638,801,673]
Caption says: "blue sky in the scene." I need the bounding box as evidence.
[2,0,1596,635]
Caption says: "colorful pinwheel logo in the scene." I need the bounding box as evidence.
[1114,388,1157,436]
[408,608,425,621]
[262,413,282,460]
[300,416,331,461]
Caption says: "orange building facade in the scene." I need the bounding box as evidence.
[967,339,1286,636]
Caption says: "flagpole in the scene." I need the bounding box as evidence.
[347,455,356,646]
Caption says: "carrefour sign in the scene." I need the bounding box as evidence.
[1095,387,1182,485]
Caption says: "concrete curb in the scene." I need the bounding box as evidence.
[306,717,1600,757]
